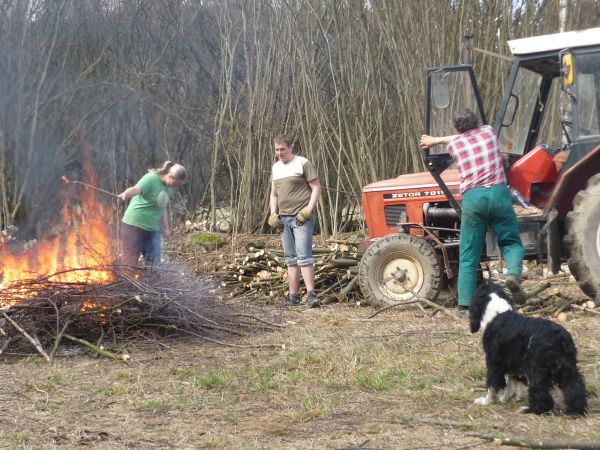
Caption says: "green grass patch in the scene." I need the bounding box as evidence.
[248,366,280,392]
[10,433,30,445]
[355,367,407,391]
[586,380,600,398]
[187,232,226,250]
[193,370,228,389]
[49,373,64,385]
[137,399,171,413]
[99,385,133,397]
[588,427,600,441]
[285,349,328,373]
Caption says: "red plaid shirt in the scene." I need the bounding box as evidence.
[447,125,506,194]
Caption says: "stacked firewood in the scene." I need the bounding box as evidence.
[211,240,364,305]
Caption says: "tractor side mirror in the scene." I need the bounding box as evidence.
[502,94,519,127]
[432,74,451,109]
[561,52,574,87]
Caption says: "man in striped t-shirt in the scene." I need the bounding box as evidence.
[269,134,321,307]
[420,108,525,311]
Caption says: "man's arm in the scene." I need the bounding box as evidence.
[269,181,279,213]
[306,179,321,210]
[419,134,459,150]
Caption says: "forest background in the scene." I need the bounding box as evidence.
[1,0,599,239]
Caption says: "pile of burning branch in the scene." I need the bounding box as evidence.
[212,240,364,304]
[0,267,283,363]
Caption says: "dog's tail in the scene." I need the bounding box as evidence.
[559,368,587,415]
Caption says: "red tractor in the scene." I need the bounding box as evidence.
[358,27,600,307]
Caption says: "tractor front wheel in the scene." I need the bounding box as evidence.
[358,233,443,307]
[565,173,600,304]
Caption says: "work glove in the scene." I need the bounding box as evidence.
[295,207,312,225]
[268,212,283,228]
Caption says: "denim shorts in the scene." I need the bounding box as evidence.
[280,214,316,266]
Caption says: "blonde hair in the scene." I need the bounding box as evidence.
[154,160,187,181]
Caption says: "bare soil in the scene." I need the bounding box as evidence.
[1,235,600,449]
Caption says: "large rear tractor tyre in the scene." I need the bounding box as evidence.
[358,233,443,307]
[565,173,600,304]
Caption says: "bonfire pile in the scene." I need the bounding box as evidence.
[0,267,282,362]
[211,241,364,304]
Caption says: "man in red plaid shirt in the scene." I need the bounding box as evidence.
[420,108,525,313]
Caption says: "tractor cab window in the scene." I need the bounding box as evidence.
[497,67,543,155]
[536,77,565,150]
[574,50,600,138]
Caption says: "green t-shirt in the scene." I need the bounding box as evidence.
[122,172,172,231]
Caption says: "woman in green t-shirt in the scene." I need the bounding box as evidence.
[117,161,186,267]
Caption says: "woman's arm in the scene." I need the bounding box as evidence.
[161,210,171,241]
[117,186,141,202]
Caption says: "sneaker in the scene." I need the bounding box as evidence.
[306,291,320,308]
[505,274,527,305]
[282,293,301,306]
[457,305,469,320]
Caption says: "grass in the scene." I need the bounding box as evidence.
[1,303,599,449]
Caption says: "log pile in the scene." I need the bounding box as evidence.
[518,280,600,318]
[211,240,364,305]
[0,267,283,362]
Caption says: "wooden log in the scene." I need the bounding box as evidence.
[335,275,359,302]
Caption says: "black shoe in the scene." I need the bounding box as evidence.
[282,293,301,306]
[306,291,320,308]
[505,274,527,305]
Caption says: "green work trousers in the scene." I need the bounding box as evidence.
[458,184,525,307]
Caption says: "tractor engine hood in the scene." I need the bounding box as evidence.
[362,169,460,193]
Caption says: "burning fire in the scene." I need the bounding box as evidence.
[0,164,117,299]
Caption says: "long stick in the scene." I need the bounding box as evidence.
[60,176,118,199]
[63,334,129,361]
[72,180,119,198]
[470,435,600,449]
[1,311,50,362]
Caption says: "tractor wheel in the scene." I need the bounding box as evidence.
[565,173,600,304]
[358,233,443,307]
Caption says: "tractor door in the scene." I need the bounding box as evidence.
[424,65,487,213]
[425,65,487,147]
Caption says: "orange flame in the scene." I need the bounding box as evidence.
[0,163,117,303]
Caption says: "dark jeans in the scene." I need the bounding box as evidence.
[121,222,161,267]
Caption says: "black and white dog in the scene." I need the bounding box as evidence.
[469,284,587,415]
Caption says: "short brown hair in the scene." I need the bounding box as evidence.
[274,134,294,147]
[453,108,479,133]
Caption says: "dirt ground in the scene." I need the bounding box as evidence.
[1,237,600,449]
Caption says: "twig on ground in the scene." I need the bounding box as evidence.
[1,311,49,362]
[469,435,600,449]
[63,334,129,361]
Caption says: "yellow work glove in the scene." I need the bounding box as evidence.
[268,212,283,228]
[295,207,312,225]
